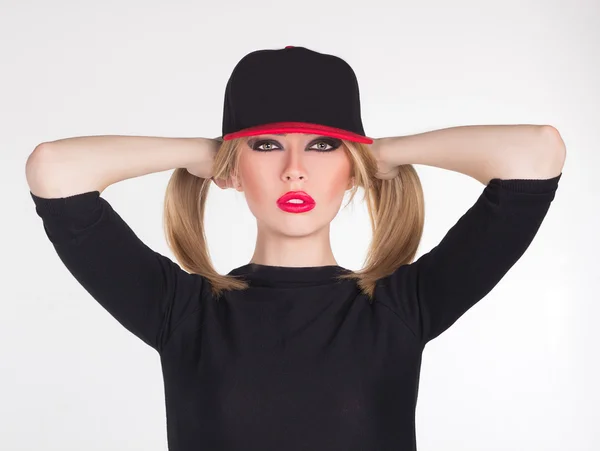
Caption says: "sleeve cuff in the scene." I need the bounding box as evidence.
[30,190,101,218]
[488,172,562,194]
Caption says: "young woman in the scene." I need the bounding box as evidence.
[26,46,565,451]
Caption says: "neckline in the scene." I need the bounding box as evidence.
[227,263,353,288]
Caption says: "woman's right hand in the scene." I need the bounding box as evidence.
[186,138,221,183]
[185,138,233,189]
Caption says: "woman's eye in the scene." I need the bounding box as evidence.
[309,140,339,152]
[250,139,339,152]
[252,141,280,151]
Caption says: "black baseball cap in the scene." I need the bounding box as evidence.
[216,46,373,144]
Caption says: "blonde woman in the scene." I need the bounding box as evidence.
[26,46,565,450]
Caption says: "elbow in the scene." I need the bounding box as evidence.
[27,142,54,168]
[26,143,107,197]
[26,144,50,181]
[30,142,55,160]
[541,125,565,151]
[25,143,59,196]
[540,125,566,176]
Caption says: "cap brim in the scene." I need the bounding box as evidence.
[221,122,374,144]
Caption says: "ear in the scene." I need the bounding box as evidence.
[231,174,243,192]
[346,176,355,190]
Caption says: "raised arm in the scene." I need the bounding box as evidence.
[375,124,566,345]
[26,135,219,352]
[27,135,217,196]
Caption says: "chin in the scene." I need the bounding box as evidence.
[267,216,327,238]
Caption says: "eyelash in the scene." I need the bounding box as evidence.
[250,139,339,152]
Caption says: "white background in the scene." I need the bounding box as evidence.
[1,0,598,450]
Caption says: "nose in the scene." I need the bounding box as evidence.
[283,173,305,182]
[281,147,308,183]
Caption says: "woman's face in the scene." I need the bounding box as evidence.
[233,133,354,236]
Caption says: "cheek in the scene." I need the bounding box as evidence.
[239,159,274,207]
[319,159,352,203]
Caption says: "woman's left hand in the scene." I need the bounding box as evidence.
[369,138,399,180]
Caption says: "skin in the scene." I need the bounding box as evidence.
[226,133,355,268]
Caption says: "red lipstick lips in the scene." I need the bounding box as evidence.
[276,191,316,213]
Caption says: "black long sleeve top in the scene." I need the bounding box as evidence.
[30,173,561,451]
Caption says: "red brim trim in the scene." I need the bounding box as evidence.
[222,122,374,144]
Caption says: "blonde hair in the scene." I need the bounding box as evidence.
[163,137,425,303]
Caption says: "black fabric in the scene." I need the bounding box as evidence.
[220,46,369,140]
[29,172,561,451]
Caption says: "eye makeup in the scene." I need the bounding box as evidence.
[248,137,341,152]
